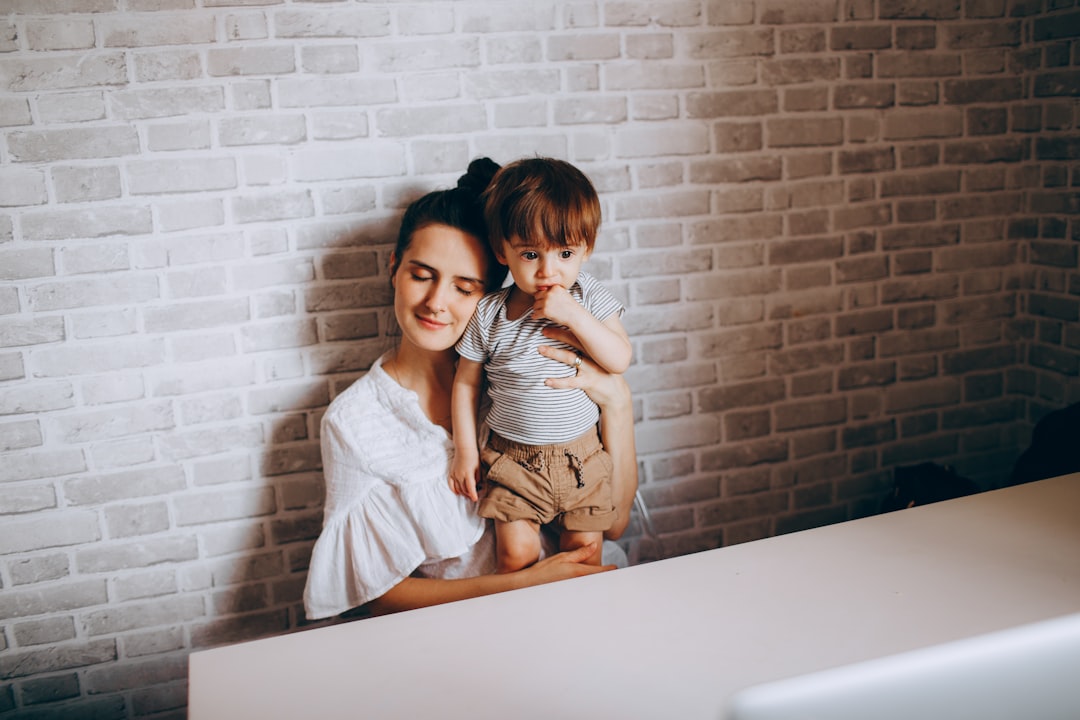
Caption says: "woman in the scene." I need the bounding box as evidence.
[303,159,638,619]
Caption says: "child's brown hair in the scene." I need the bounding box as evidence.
[482,157,601,252]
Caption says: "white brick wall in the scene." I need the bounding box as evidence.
[1,1,1079,716]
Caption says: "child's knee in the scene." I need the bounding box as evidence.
[495,523,540,573]
[497,542,539,573]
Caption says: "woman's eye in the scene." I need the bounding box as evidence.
[410,273,432,282]
[454,285,476,296]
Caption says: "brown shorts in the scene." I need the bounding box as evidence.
[478,427,616,532]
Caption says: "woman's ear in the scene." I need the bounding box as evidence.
[389,252,399,286]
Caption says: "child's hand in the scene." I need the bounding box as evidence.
[449,455,479,502]
[532,284,580,327]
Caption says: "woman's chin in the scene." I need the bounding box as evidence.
[403,327,458,354]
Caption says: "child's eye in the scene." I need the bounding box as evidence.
[522,251,538,261]
[560,250,574,259]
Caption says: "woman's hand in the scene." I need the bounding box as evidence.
[518,543,614,586]
[367,543,614,615]
[538,326,627,410]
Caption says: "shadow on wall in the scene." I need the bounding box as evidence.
[274,205,421,629]
[124,225,407,706]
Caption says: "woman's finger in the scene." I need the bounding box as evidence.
[561,545,616,575]
[544,374,582,390]
[537,342,581,368]
[558,542,597,563]
[539,345,594,390]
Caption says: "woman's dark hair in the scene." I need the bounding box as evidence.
[391,158,508,291]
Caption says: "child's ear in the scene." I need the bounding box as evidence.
[493,246,508,265]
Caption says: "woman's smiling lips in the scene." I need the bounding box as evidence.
[416,315,448,330]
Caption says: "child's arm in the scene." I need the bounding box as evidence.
[449,358,484,502]
[533,285,632,374]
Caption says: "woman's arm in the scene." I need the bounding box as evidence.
[366,543,611,615]
[595,374,637,539]
[538,328,639,540]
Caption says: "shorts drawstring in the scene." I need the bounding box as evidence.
[520,451,544,474]
[565,450,585,488]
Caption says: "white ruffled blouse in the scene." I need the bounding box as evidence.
[303,353,493,620]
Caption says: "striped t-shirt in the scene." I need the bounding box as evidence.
[455,271,624,445]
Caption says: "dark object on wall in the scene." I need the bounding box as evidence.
[881,462,979,513]
[1010,402,1080,486]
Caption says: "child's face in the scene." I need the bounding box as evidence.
[496,237,591,296]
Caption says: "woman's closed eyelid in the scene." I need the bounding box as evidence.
[414,273,475,296]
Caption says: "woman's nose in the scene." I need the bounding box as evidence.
[426,283,449,312]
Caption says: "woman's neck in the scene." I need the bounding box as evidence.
[383,345,456,430]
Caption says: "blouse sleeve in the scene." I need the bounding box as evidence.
[302,377,486,620]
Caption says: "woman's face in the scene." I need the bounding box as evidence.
[391,223,490,354]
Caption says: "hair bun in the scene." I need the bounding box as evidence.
[457,157,500,195]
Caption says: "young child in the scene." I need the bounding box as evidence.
[449,157,632,573]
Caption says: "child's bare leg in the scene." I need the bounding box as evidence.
[494,519,541,573]
[559,530,603,566]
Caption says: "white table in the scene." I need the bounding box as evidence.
[188,473,1080,720]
